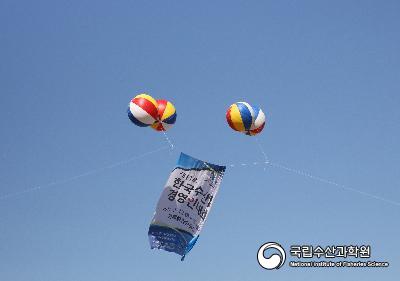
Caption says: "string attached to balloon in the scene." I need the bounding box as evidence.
[227,157,400,207]
[0,145,170,200]
[162,131,174,150]
[255,137,269,171]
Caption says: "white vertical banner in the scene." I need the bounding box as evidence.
[148,152,226,259]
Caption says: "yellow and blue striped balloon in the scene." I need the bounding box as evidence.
[151,99,177,131]
[226,102,266,136]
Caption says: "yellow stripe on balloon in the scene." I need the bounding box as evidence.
[136,93,158,108]
[162,101,176,120]
[230,104,245,132]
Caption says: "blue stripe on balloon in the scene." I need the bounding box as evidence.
[127,108,150,127]
[236,103,252,130]
[163,113,177,124]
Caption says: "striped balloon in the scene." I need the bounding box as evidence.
[226,102,266,136]
[151,99,177,131]
[128,94,159,127]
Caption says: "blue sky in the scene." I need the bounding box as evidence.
[0,1,399,280]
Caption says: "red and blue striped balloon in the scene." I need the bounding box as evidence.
[128,94,159,127]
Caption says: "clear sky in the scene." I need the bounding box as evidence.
[1,1,399,280]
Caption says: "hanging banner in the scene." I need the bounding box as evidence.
[148,152,226,260]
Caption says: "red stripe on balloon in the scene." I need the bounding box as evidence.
[132,97,158,120]
[156,100,167,120]
[249,122,265,135]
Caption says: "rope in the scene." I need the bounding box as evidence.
[0,145,170,200]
